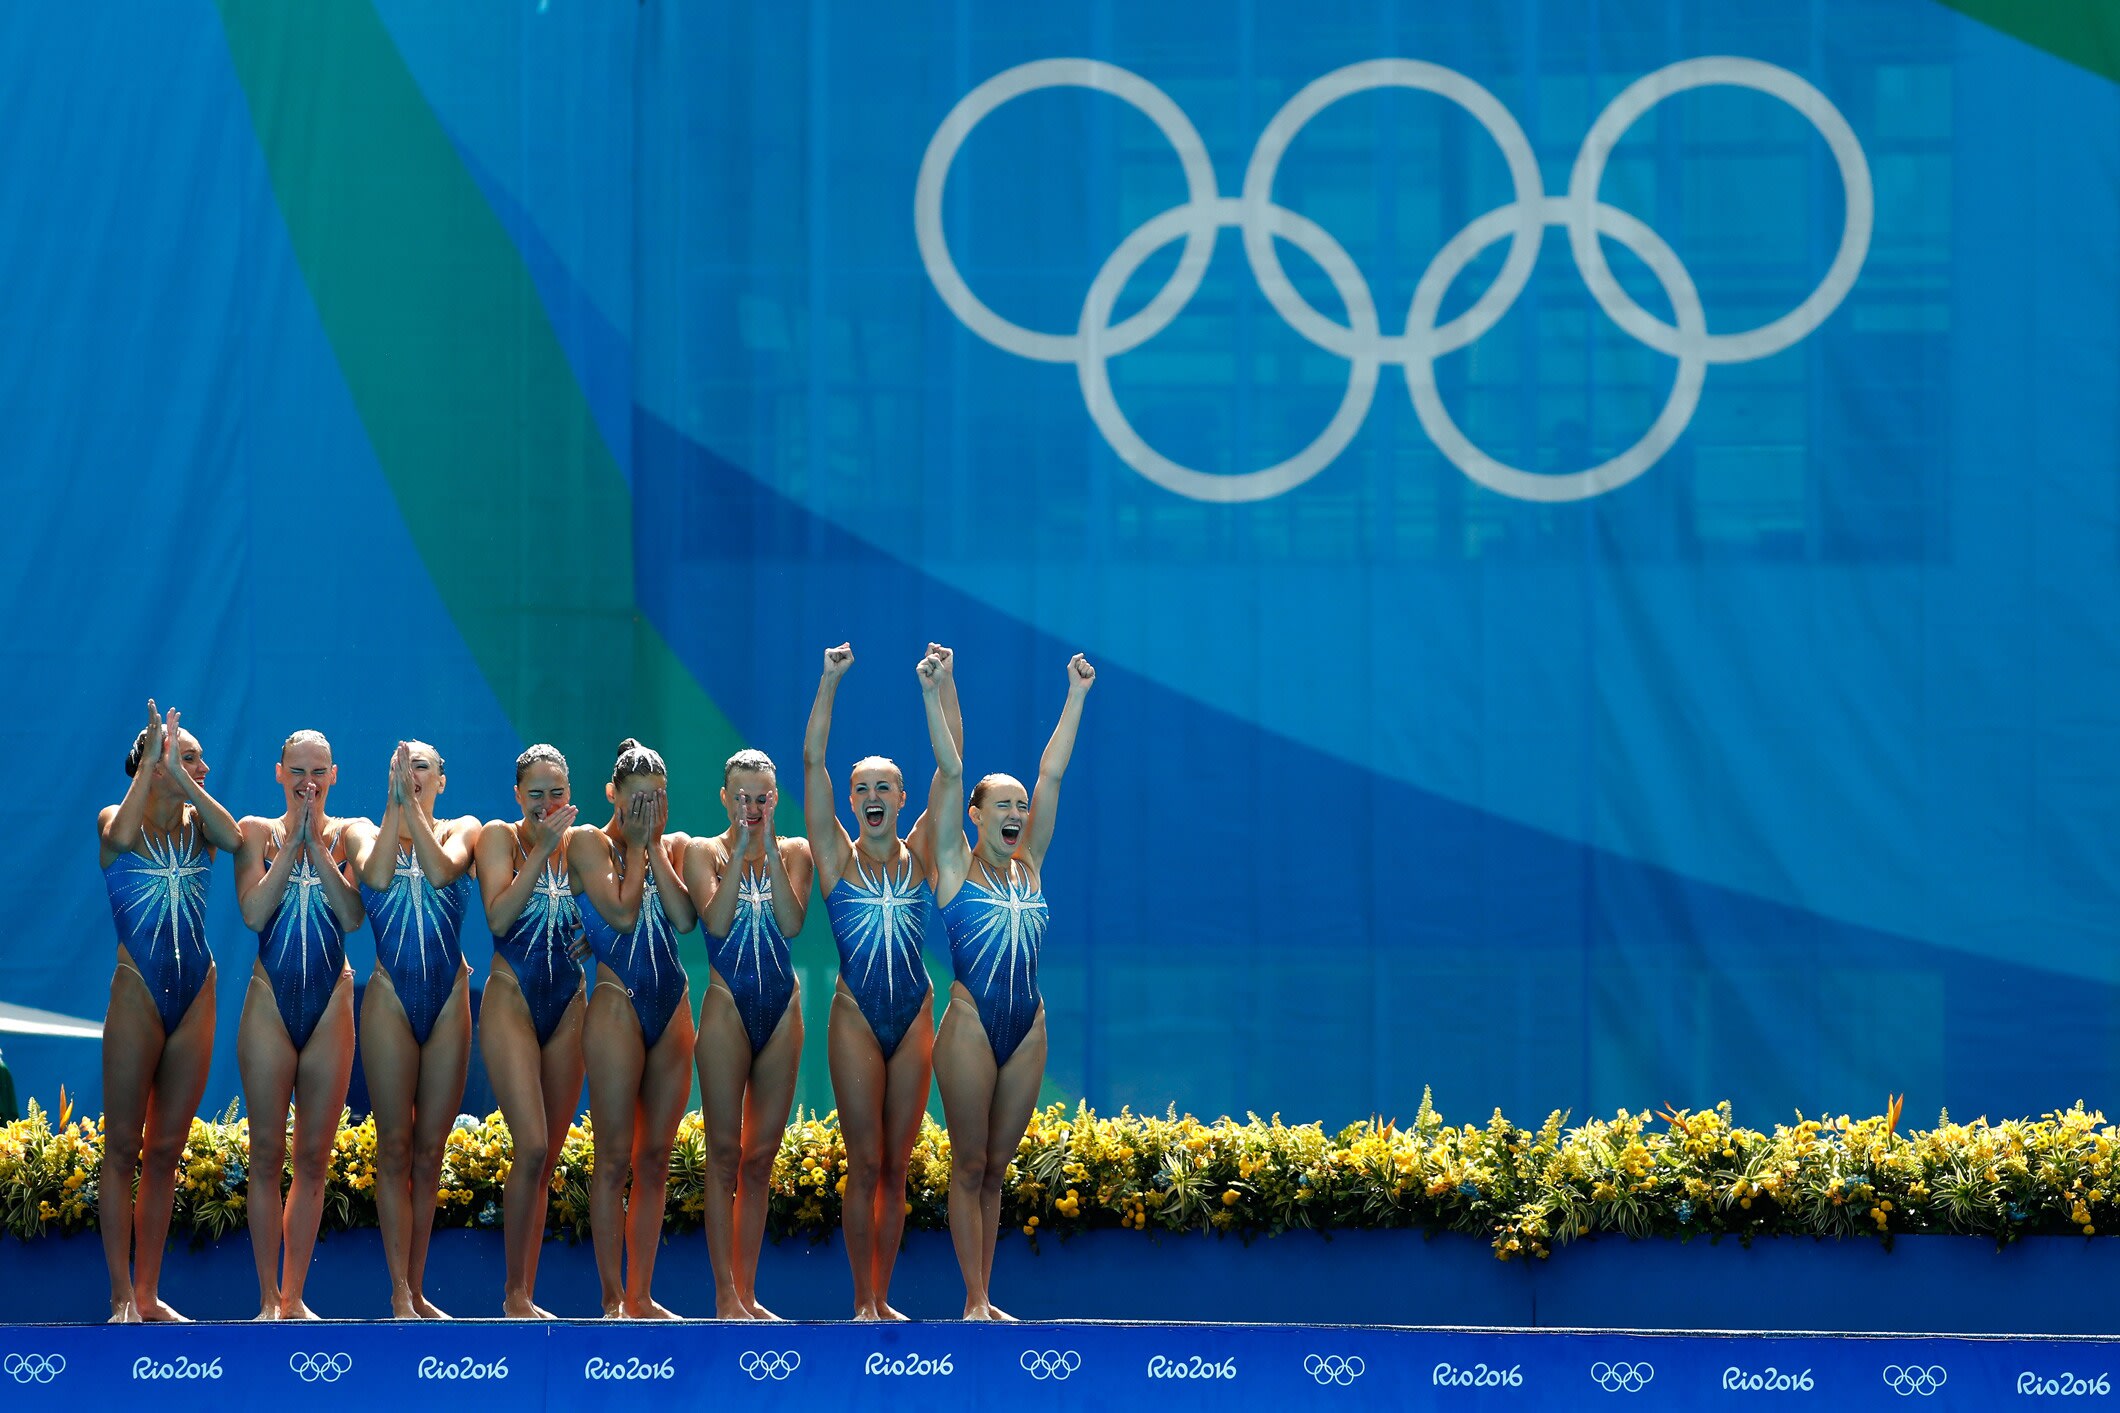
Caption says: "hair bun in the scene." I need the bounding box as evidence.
[616,738,640,753]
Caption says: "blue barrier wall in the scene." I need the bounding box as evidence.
[0,1,2116,1129]
[8,1229,2120,1335]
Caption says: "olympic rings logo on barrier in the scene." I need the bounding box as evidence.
[288,1352,352,1383]
[1305,1354,1366,1385]
[1590,1360,1654,1393]
[738,1350,801,1381]
[4,1353,65,1384]
[1021,1349,1083,1380]
[916,57,1871,504]
[1883,1364,1949,1397]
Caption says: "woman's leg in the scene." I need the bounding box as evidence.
[98,954,167,1321]
[482,962,552,1317]
[976,1009,1047,1321]
[280,974,356,1319]
[871,991,935,1318]
[525,990,586,1312]
[359,975,423,1318]
[131,968,218,1321]
[237,969,296,1320]
[405,968,472,1318]
[932,991,997,1318]
[733,989,802,1319]
[583,971,644,1317]
[694,983,754,1319]
[827,989,887,1317]
[623,1001,696,1319]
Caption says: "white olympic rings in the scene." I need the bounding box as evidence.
[1305,1353,1367,1385]
[738,1350,802,1381]
[288,1351,353,1383]
[915,56,1871,504]
[4,1353,65,1384]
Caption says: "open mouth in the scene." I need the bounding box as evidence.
[1000,823,1022,845]
[863,805,886,827]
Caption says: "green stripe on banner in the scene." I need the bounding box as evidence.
[1940,0,2120,85]
[211,0,843,1111]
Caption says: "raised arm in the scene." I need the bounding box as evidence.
[919,649,968,888]
[802,644,855,887]
[356,744,408,889]
[235,815,300,932]
[156,710,242,852]
[570,805,647,933]
[1022,654,1095,871]
[761,833,812,937]
[98,700,164,864]
[312,803,370,933]
[698,830,745,941]
[905,644,964,865]
[645,792,696,933]
[477,803,576,935]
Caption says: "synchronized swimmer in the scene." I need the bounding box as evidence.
[92,647,1093,1321]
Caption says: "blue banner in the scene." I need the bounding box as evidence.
[3,1319,2116,1410]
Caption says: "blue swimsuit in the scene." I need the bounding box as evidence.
[578,845,686,1048]
[103,819,214,1033]
[257,833,352,1051]
[491,842,585,1046]
[359,846,473,1046]
[823,852,933,1059]
[940,860,1049,1067]
[706,861,796,1055]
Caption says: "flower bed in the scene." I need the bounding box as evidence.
[2,1091,2112,1259]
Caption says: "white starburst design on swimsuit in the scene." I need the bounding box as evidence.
[616,870,675,987]
[368,850,456,988]
[111,825,210,979]
[514,862,580,982]
[838,856,926,1001]
[277,851,337,995]
[957,864,1048,1016]
[725,867,791,985]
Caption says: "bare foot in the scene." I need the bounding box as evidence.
[623,1297,680,1320]
[601,1302,628,1320]
[137,1297,191,1323]
[962,1300,996,1321]
[880,1302,910,1322]
[741,1297,781,1321]
[108,1297,141,1324]
[390,1291,420,1320]
[252,1299,282,1323]
[853,1305,883,1322]
[530,1301,555,1320]
[412,1295,452,1320]
[501,1294,547,1320]
[989,1302,1018,1322]
[280,1300,321,1321]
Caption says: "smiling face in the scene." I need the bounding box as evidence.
[969,774,1030,858]
[151,730,209,798]
[277,736,336,813]
[848,757,906,842]
[516,759,569,824]
[723,766,776,834]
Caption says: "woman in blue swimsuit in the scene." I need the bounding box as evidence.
[350,740,479,1319]
[687,749,813,1319]
[96,701,241,1322]
[573,739,696,1318]
[233,728,368,1320]
[802,643,960,1320]
[474,743,585,1318]
[922,648,1094,1321]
